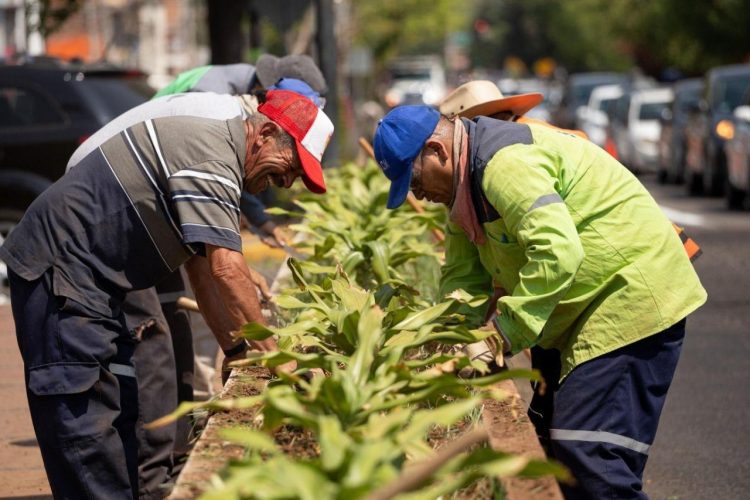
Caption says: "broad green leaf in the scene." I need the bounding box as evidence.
[331,278,372,312]
[317,415,352,471]
[397,398,480,445]
[342,250,366,274]
[391,300,454,331]
[349,305,384,386]
[238,322,276,341]
[218,427,279,454]
[366,240,391,283]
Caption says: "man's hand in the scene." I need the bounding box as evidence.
[259,221,287,249]
[247,267,272,302]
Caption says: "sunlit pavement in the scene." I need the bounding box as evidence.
[640,174,750,499]
[0,304,52,498]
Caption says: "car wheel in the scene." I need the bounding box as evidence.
[703,149,726,197]
[726,180,746,210]
[657,167,668,184]
[686,171,703,196]
[672,146,686,184]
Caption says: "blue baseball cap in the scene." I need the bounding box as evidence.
[373,105,440,209]
[269,78,324,108]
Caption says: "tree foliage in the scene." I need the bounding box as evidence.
[468,0,750,75]
[26,0,81,38]
[351,0,473,69]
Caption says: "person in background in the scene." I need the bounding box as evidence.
[372,104,706,499]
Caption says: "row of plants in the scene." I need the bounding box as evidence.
[156,162,567,499]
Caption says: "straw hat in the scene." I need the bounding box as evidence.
[439,80,543,119]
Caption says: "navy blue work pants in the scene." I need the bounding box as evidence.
[529,319,686,499]
[9,269,139,499]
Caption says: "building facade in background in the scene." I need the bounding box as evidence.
[0,0,208,87]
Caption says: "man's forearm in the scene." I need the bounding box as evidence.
[204,245,278,353]
[185,255,242,350]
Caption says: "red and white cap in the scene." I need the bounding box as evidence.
[258,89,334,194]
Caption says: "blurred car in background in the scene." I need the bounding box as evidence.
[0,57,152,241]
[383,56,446,108]
[554,72,628,128]
[606,90,634,166]
[657,78,704,184]
[725,100,750,209]
[578,84,624,147]
[684,64,750,195]
[627,87,674,173]
[497,78,552,122]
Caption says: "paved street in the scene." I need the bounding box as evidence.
[0,174,748,499]
[641,175,750,499]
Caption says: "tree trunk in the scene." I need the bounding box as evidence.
[207,0,246,64]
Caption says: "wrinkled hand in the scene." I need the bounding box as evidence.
[273,359,298,377]
[247,266,272,302]
[259,222,287,249]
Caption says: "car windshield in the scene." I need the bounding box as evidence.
[639,101,669,120]
[597,96,620,111]
[572,82,602,107]
[713,74,750,113]
[391,69,431,80]
[81,76,152,121]
[676,87,701,112]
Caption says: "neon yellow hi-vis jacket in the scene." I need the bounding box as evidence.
[440,119,707,380]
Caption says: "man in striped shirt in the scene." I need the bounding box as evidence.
[1,89,333,499]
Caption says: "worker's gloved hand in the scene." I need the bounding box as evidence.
[259,221,287,249]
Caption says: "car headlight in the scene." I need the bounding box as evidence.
[716,120,735,140]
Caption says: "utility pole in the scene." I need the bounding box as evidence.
[316,0,339,164]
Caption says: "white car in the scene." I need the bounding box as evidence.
[628,88,674,172]
[578,84,624,147]
[384,56,447,108]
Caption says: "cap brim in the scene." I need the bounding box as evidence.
[296,142,326,194]
[386,166,413,209]
[458,93,544,119]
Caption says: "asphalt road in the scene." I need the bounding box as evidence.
[640,175,750,500]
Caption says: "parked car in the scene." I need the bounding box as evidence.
[627,87,674,173]
[657,78,704,184]
[497,77,552,122]
[383,56,446,108]
[606,90,634,166]
[578,84,624,147]
[684,64,750,195]
[554,72,628,129]
[725,101,750,209]
[0,58,152,240]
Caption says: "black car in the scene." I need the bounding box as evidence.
[683,64,750,196]
[0,58,153,240]
[554,72,628,129]
[657,78,704,184]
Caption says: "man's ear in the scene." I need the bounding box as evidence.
[257,121,282,145]
[425,139,450,162]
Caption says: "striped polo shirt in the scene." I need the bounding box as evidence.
[0,94,252,316]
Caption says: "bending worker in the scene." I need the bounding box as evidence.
[1,89,333,499]
[372,104,706,499]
